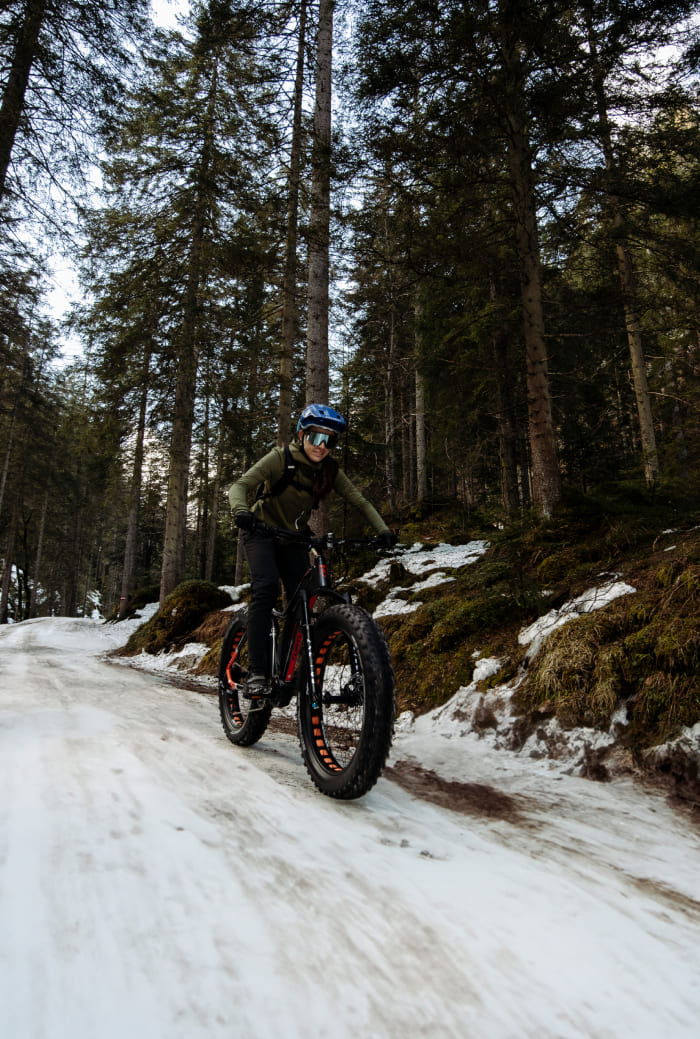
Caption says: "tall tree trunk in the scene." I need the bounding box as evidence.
[29,488,48,618]
[490,279,520,515]
[305,0,333,405]
[614,225,659,484]
[0,504,18,623]
[278,0,307,445]
[119,344,151,619]
[385,307,397,509]
[159,285,201,604]
[401,383,414,502]
[0,0,47,201]
[198,385,212,578]
[234,529,246,585]
[501,29,560,517]
[0,396,17,523]
[415,368,428,503]
[66,509,84,617]
[305,0,334,534]
[160,63,217,604]
[413,299,428,504]
[663,355,688,482]
[585,13,659,485]
[204,406,227,583]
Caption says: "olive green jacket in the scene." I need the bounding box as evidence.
[228,441,390,534]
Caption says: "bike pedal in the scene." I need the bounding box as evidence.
[246,695,271,712]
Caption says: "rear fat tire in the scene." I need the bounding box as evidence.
[298,603,395,799]
[218,613,271,746]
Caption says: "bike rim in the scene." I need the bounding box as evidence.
[221,628,251,729]
[310,628,366,772]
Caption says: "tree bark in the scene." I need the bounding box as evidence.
[278,0,307,445]
[119,344,151,619]
[415,368,428,503]
[0,393,17,523]
[305,0,334,534]
[385,307,397,509]
[501,29,561,517]
[159,277,202,604]
[614,225,659,484]
[29,489,48,618]
[305,0,333,405]
[413,297,428,504]
[159,62,217,604]
[491,319,520,516]
[585,13,659,485]
[204,405,227,583]
[0,504,18,623]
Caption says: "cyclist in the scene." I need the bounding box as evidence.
[229,403,396,702]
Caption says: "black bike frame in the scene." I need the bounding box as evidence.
[272,546,350,710]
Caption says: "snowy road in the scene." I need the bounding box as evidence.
[1,618,699,1039]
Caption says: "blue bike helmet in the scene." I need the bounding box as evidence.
[296,403,347,435]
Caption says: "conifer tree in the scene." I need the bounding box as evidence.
[83,0,283,603]
[0,0,149,207]
[306,0,334,406]
[574,0,699,485]
[351,0,583,515]
[278,0,308,445]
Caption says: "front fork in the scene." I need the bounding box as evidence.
[299,590,322,711]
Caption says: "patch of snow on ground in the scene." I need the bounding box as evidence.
[114,544,637,778]
[374,597,422,618]
[361,539,490,586]
[374,570,456,618]
[393,574,643,777]
[219,583,249,607]
[519,578,636,659]
[138,642,209,673]
[368,540,488,618]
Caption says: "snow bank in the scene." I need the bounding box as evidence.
[105,540,696,786]
[519,577,636,659]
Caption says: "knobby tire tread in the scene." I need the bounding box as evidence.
[218,614,271,747]
[299,603,395,799]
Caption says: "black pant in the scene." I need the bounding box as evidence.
[243,532,311,674]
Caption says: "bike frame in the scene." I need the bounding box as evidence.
[253,523,377,710]
[271,547,349,710]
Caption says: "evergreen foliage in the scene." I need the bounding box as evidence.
[0,0,699,636]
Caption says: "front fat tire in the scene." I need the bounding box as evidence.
[299,603,395,799]
[218,614,271,747]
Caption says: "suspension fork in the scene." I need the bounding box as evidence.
[298,589,321,710]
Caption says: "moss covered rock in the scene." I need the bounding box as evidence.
[119,581,233,657]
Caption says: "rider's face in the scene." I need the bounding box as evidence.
[301,427,332,461]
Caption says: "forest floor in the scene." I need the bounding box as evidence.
[115,488,700,815]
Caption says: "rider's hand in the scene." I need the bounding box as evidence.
[377,530,398,550]
[235,510,256,531]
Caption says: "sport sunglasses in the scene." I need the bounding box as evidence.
[305,430,338,448]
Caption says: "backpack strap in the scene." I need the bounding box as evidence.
[255,445,337,511]
[254,445,299,503]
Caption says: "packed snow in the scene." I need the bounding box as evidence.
[1,542,700,1038]
[519,577,637,660]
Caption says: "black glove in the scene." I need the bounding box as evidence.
[235,510,256,531]
[377,530,397,550]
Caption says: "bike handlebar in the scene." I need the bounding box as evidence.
[249,518,392,552]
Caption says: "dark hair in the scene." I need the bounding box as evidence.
[312,456,339,502]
